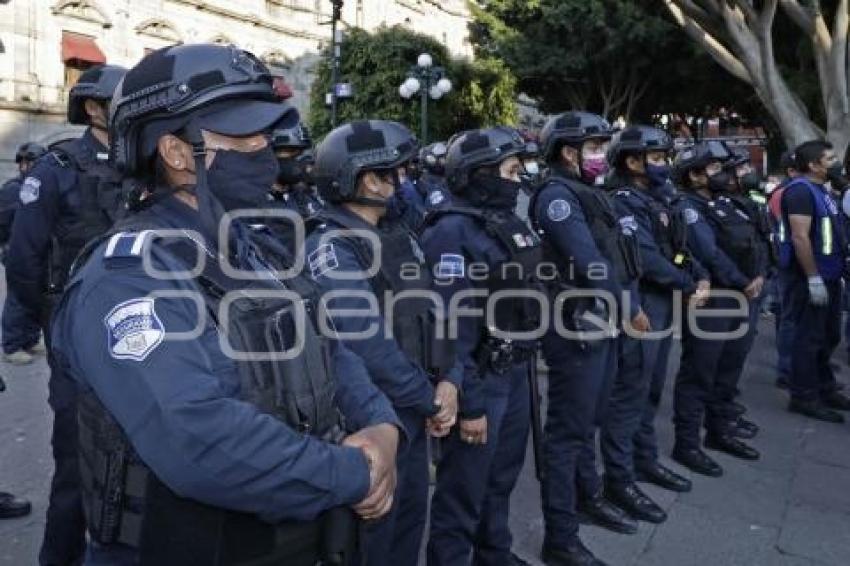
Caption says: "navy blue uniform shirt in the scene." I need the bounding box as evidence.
[51,194,400,523]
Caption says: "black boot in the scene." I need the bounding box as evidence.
[789,398,845,423]
[635,461,692,493]
[577,492,638,535]
[672,445,723,477]
[543,538,609,566]
[822,391,850,411]
[605,481,667,523]
[704,433,760,460]
[730,417,759,440]
[0,492,31,519]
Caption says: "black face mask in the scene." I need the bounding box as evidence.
[207,147,279,211]
[467,173,523,210]
[826,163,849,191]
[707,171,732,194]
[277,157,307,187]
[739,171,760,193]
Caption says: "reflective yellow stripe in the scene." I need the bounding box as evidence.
[822,217,833,254]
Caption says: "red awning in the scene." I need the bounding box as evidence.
[61,32,106,65]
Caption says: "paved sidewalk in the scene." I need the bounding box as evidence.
[1,307,848,565]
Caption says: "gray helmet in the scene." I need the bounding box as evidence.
[607,125,672,166]
[15,142,47,164]
[445,126,534,194]
[68,64,127,125]
[109,43,292,176]
[272,119,312,151]
[313,120,418,203]
[672,140,731,184]
[540,111,612,162]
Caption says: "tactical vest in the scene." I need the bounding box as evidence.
[778,178,845,280]
[530,175,642,287]
[620,186,688,267]
[733,192,778,268]
[703,195,761,278]
[49,139,127,293]
[314,207,454,375]
[71,223,352,565]
[424,206,543,371]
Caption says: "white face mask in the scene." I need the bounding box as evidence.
[524,161,540,176]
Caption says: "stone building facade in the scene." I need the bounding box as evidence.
[0,0,472,176]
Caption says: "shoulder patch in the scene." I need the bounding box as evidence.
[428,190,445,206]
[308,243,339,278]
[619,215,638,235]
[684,208,699,225]
[19,177,40,205]
[104,298,165,361]
[547,198,571,222]
[436,253,465,279]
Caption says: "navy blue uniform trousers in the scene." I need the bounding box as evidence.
[540,332,616,549]
[360,408,429,565]
[427,362,530,566]
[633,291,675,469]
[673,294,749,449]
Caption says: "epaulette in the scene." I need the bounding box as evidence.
[103,231,152,261]
[50,150,73,169]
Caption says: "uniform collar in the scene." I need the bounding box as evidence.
[79,128,110,163]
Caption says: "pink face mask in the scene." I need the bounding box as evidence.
[581,156,609,184]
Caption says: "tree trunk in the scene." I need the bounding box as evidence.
[664,0,845,155]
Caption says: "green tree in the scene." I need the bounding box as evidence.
[470,0,679,119]
[308,25,518,142]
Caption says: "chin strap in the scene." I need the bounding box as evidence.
[184,120,227,253]
[349,196,389,208]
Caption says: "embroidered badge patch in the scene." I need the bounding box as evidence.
[308,243,339,278]
[436,253,465,278]
[428,190,445,206]
[619,215,639,235]
[547,199,571,222]
[684,208,699,225]
[104,298,165,361]
[19,177,40,205]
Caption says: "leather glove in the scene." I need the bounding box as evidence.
[807,275,829,306]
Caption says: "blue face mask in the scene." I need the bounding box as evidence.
[646,163,671,188]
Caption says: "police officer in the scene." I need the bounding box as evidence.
[604,126,706,523]
[306,120,458,565]
[4,63,127,566]
[270,118,322,217]
[779,140,850,422]
[1,143,47,365]
[420,126,540,566]
[700,147,772,441]
[530,112,646,566]
[51,43,402,565]
[416,141,452,211]
[670,142,762,477]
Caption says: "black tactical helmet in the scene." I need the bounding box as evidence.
[727,145,751,168]
[271,119,312,151]
[109,43,292,176]
[68,64,127,125]
[445,126,535,194]
[672,140,731,183]
[14,142,47,164]
[540,111,613,162]
[312,120,419,204]
[607,125,673,166]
